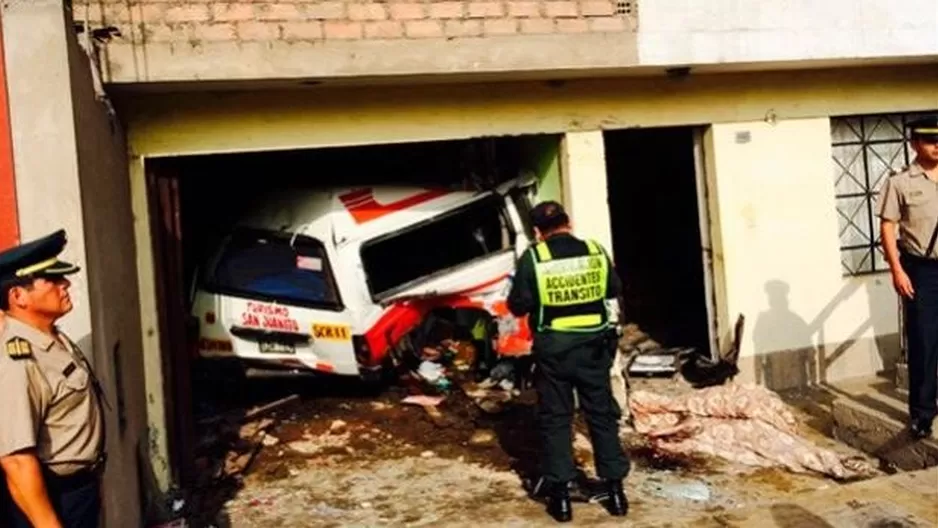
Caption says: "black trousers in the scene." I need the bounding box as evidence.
[534,336,630,485]
[901,254,938,423]
[7,469,100,528]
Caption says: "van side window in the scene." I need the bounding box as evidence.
[361,195,516,299]
[207,228,343,310]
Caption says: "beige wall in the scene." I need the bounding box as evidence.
[561,130,613,256]
[707,118,901,389]
[117,64,938,156]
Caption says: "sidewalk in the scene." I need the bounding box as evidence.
[669,468,937,528]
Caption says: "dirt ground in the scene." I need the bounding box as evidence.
[177,371,883,528]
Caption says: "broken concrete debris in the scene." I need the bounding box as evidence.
[469,429,498,447]
[192,393,301,489]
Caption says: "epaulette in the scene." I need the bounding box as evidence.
[5,337,33,360]
[888,166,908,177]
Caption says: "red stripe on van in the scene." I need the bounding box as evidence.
[338,188,450,225]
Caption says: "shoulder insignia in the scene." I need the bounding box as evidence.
[5,337,33,360]
[888,166,906,177]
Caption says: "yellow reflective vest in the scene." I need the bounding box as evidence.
[531,239,610,333]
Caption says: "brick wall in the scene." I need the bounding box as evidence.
[75,0,637,44]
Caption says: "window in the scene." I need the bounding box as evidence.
[361,195,515,299]
[831,112,935,275]
[206,228,342,310]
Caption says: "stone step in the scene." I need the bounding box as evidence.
[830,377,938,471]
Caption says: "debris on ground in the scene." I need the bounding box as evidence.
[629,383,878,480]
[646,478,713,502]
[193,394,302,487]
[180,310,885,526]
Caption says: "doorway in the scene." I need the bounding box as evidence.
[603,127,715,358]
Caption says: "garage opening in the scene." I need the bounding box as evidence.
[603,127,716,365]
[144,135,559,488]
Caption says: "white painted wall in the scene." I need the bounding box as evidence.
[639,0,938,66]
[708,118,900,382]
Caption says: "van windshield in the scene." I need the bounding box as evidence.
[207,229,342,310]
[361,195,515,298]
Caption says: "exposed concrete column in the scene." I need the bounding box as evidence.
[2,0,90,340]
[2,2,147,527]
[560,130,614,258]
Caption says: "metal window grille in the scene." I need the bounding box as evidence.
[831,112,934,276]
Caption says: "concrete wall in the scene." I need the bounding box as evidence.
[3,0,91,341]
[78,0,637,83]
[639,0,938,66]
[66,22,147,528]
[707,118,902,390]
[2,1,147,526]
[82,0,935,84]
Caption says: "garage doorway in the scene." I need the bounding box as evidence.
[144,135,559,488]
[604,127,717,361]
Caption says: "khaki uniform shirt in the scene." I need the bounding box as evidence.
[876,162,938,259]
[0,317,104,476]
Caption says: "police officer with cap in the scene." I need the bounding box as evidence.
[0,229,106,527]
[508,201,629,522]
[878,115,938,440]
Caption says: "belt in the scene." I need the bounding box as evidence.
[44,453,107,488]
[43,467,97,490]
[900,251,938,265]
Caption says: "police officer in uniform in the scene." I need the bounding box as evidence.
[877,115,938,440]
[0,230,107,527]
[508,201,629,522]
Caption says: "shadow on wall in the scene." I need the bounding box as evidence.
[753,280,817,390]
[753,277,901,391]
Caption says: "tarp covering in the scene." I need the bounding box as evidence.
[629,383,877,480]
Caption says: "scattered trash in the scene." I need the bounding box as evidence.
[420,450,436,458]
[469,429,497,447]
[401,395,446,407]
[418,360,446,382]
[649,480,712,502]
[311,503,346,517]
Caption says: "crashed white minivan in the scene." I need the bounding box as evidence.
[189,177,539,381]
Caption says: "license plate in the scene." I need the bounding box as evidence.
[259,341,295,354]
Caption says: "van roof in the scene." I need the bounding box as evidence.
[237,184,493,245]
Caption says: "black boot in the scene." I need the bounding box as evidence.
[546,483,573,523]
[604,479,628,517]
[910,417,933,440]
